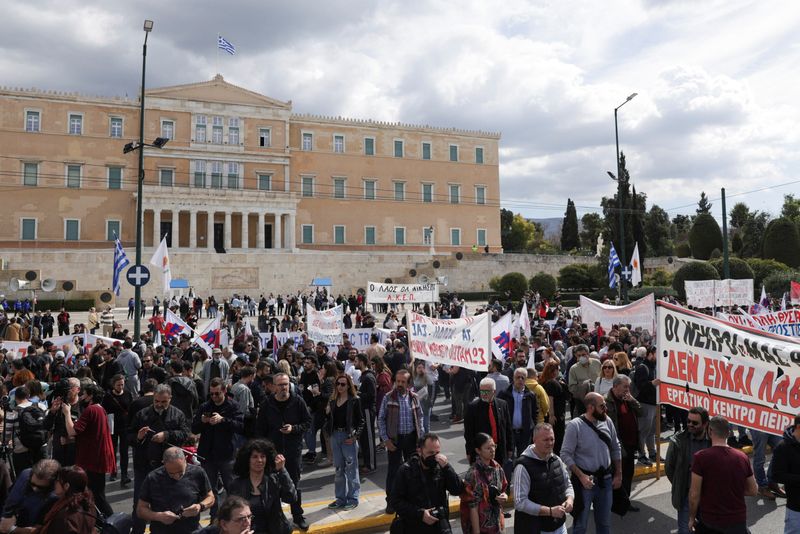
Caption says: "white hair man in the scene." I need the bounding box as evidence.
[463,376,513,464]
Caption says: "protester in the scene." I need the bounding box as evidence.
[632,346,660,466]
[102,373,133,486]
[44,377,81,467]
[464,377,513,465]
[325,373,363,510]
[193,495,253,534]
[567,345,600,415]
[772,414,800,533]
[0,459,60,532]
[355,353,377,474]
[604,374,640,511]
[36,465,95,534]
[459,432,508,534]
[497,368,538,458]
[595,361,617,396]
[665,406,711,534]
[750,428,786,500]
[539,359,568,454]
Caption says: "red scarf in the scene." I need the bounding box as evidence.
[488,402,498,443]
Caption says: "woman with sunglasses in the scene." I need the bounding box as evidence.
[195,495,255,534]
[595,361,618,396]
[325,373,363,510]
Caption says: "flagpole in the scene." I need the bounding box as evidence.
[216,33,219,75]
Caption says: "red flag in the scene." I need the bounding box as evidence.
[791,281,800,305]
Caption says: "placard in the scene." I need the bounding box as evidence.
[366,281,439,303]
[578,294,656,333]
[718,309,800,339]
[305,304,344,345]
[407,311,490,371]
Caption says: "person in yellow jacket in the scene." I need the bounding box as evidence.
[525,368,550,425]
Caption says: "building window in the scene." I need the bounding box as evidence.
[394,227,406,245]
[108,166,122,190]
[365,226,376,245]
[475,185,486,205]
[333,178,346,199]
[212,125,223,144]
[195,115,207,142]
[110,117,123,138]
[65,219,80,241]
[333,135,345,153]
[450,228,461,246]
[302,132,313,151]
[302,225,314,244]
[394,140,404,158]
[477,228,487,247]
[193,161,206,188]
[107,220,121,241]
[449,144,458,162]
[302,176,314,197]
[449,184,460,204]
[21,218,36,240]
[423,226,433,245]
[364,180,376,200]
[68,113,83,135]
[422,142,431,160]
[161,120,174,140]
[258,174,272,191]
[228,117,240,145]
[394,181,405,201]
[422,183,433,203]
[25,110,40,132]
[475,147,484,164]
[160,168,174,187]
[259,128,271,147]
[333,225,345,244]
[227,162,239,189]
[66,165,81,188]
[23,163,38,186]
[211,161,223,188]
[364,137,375,156]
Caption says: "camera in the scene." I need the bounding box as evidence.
[488,485,501,502]
[429,506,447,519]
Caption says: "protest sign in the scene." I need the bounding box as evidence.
[407,311,490,372]
[578,294,656,333]
[657,301,800,436]
[259,327,377,352]
[684,280,716,308]
[718,309,800,339]
[685,279,754,308]
[366,281,439,303]
[305,304,344,345]
[1,334,75,356]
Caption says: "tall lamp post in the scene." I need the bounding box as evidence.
[612,92,637,303]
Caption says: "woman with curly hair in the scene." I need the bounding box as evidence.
[36,465,95,534]
[227,439,296,534]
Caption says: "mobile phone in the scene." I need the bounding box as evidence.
[204,412,213,418]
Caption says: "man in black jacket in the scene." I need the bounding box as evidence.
[464,377,513,464]
[127,383,191,534]
[391,433,464,534]
[771,415,800,531]
[192,377,244,519]
[138,353,167,389]
[356,353,378,473]
[255,372,312,530]
[633,346,661,465]
[497,369,538,458]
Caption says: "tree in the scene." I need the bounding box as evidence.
[672,261,720,300]
[688,213,723,260]
[745,258,791,289]
[502,213,536,251]
[762,217,800,268]
[580,213,603,252]
[558,264,597,290]
[781,194,800,224]
[729,202,751,230]
[631,185,647,267]
[709,258,755,280]
[497,272,528,300]
[740,211,771,258]
[672,214,692,241]
[529,273,557,299]
[644,204,672,256]
[696,191,713,214]
[600,152,643,263]
[560,199,580,251]
[500,208,514,248]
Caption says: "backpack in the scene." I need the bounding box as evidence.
[18,404,48,450]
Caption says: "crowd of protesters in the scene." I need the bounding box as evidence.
[0,287,795,534]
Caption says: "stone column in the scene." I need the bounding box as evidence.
[256,212,265,250]
[172,210,180,248]
[207,211,215,250]
[242,212,249,249]
[224,211,232,250]
[189,209,197,248]
[286,213,296,250]
[274,213,282,249]
[153,209,161,246]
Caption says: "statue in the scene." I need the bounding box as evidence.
[595,233,605,258]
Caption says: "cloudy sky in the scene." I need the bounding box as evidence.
[4,0,800,221]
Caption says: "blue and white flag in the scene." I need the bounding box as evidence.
[608,242,621,288]
[112,235,130,296]
[218,35,236,55]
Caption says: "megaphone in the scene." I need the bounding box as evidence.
[9,279,29,291]
[41,278,57,292]
[419,274,430,284]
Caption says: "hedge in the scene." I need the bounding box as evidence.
[529,273,557,300]
[745,258,792,289]
[709,258,755,280]
[763,271,800,297]
[672,261,720,300]
[763,218,800,268]
[689,214,724,260]
[497,272,528,300]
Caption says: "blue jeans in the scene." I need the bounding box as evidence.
[573,475,612,534]
[332,431,360,505]
[678,495,690,534]
[786,508,800,534]
[750,429,781,487]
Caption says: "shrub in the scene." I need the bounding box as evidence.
[709,248,722,259]
[497,272,528,300]
[763,271,800,297]
[672,261,720,300]
[644,268,674,287]
[745,258,791,289]
[529,272,557,300]
[688,214,724,260]
[629,286,678,300]
[488,275,502,292]
[558,264,596,290]
[709,257,755,280]
[731,233,743,254]
[763,218,800,268]
[674,242,691,258]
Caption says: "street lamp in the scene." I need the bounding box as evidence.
[613,92,637,303]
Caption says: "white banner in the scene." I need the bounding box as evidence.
[1,334,75,356]
[718,309,800,339]
[657,301,800,436]
[259,327,378,352]
[306,304,344,345]
[407,311,491,371]
[578,294,656,333]
[685,279,754,308]
[366,281,440,304]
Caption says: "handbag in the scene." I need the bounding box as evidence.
[578,416,631,517]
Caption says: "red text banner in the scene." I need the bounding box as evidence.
[407,311,490,372]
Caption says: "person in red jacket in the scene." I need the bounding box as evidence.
[62,382,116,517]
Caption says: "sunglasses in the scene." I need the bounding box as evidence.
[602,366,614,369]
[336,382,348,387]
[687,420,702,426]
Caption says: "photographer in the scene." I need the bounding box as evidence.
[44,378,81,467]
[390,433,463,534]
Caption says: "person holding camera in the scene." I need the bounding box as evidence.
[137,446,214,534]
[390,433,464,534]
[459,433,508,534]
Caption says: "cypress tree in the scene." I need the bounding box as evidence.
[560,198,580,251]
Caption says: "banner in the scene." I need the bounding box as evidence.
[491,311,513,361]
[578,294,656,333]
[1,334,75,356]
[685,279,754,308]
[718,309,800,339]
[366,281,439,304]
[407,311,491,372]
[306,303,344,345]
[657,301,800,436]
[258,327,377,352]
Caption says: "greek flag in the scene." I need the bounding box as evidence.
[608,242,621,288]
[218,36,236,55]
[113,235,130,296]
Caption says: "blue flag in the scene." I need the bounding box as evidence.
[608,242,621,288]
[218,35,236,55]
[113,235,130,296]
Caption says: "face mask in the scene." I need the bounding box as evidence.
[423,454,438,469]
[579,356,588,364]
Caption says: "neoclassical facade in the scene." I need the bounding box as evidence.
[0,75,501,254]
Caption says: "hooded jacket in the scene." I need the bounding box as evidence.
[772,425,800,512]
[166,375,199,420]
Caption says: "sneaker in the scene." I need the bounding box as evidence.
[769,483,787,498]
[648,454,665,463]
[758,486,776,501]
[638,457,653,467]
[302,452,317,464]
[342,503,358,511]
[327,501,344,509]
[385,505,395,514]
[294,516,309,530]
[109,473,117,482]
